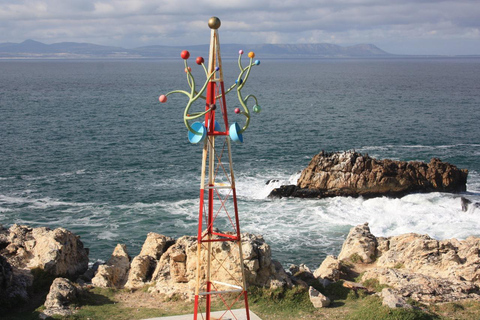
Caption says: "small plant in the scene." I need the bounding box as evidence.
[362,278,390,292]
[346,289,369,301]
[323,280,351,300]
[393,262,404,269]
[349,253,364,264]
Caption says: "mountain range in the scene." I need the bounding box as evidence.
[0,40,393,59]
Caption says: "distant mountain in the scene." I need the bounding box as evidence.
[0,40,393,59]
[0,39,133,58]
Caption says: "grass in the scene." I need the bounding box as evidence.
[362,278,390,292]
[3,284,480,320]
[349,253,364,264]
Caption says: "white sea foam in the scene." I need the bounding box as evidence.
[0,194,95,208]
[232,171,300,200]
[115,202,167,210]
[97,231,119,240]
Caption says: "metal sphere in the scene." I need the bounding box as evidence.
[208,17,221,29]
[180,50,190,60]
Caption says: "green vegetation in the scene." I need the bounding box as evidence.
[30,268,57,294]
[349,253,364,264]
[362,278,390,292]
[3,284,480,320]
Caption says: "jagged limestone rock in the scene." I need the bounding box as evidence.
[92,244,131,288]
[270,151,468,199]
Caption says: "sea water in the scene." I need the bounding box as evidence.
[1,57,479,269]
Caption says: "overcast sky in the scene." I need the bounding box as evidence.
[1,0,479,55]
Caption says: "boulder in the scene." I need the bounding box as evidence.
[313,255,343,281]
[124,255,155,289]
[336,223,480,304]
[461,197,480,212]
[289,263,315,282]
[123,233,172,289]
[269,151,468,199]
[42,277,79,317]
[147,233,292,299]
[0,224,88,311]
[92,244,131,288]
[380,288,412,309]
[0,254,33,310]
[139,232,172,260]
[362,268,479,303]
[337,223,377,263]
[0,224,89,277]
[308,286,330,308]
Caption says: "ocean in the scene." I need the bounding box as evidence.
[1,57,479,270]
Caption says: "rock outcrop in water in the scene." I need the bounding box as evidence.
[269,151,468,199]
[313,223,480,304]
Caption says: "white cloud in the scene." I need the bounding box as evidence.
[0,0,479,54]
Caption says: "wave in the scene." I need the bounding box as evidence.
[0,194,97,209]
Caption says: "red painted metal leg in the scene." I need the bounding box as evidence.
[194,295,199,320]
[244,291,251,320]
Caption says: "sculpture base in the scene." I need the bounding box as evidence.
[144,308,262,320]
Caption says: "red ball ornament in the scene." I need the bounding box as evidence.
[159,95,167,103]
[180,50,190,59]
[196,57,204,65]
[234,108,241,114]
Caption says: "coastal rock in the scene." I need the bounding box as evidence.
[289,263,314,281]
[337,223,377,263]
[92,244,131,288]
[124,255,155,289]
[313,255,343,282]
[461,197,480,212]
[308,286,330,308]
[147,233,292,299]
[139,232,172,260]
[0,224,89,277]
[124,233,172,289]
[42,277,79,317]
[0,224,88,311]
[380,288,412,309]
[0,254,33,310]
[269,151,468,199]
[333,223,480,304]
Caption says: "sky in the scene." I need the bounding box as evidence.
[0,0,479,55]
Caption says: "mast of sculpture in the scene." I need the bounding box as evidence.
[159,17,261,320]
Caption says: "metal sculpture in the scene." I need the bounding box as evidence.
[159,16,261,320]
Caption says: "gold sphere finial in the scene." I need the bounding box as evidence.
[208,17,221,29]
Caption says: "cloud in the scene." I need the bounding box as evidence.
[0,0,479,54]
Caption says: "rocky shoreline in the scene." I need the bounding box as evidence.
[269,151,468,199]
[2,222,480,317]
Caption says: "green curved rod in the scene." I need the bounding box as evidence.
[235,56,259,133]
[162,57,218,136]
[159,50,260,138]
[183,69,218,135]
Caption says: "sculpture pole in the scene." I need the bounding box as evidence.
[159,16,261,320]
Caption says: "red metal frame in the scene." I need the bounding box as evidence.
[193,64,250,320]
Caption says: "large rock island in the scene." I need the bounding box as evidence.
[269,151,468,199]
